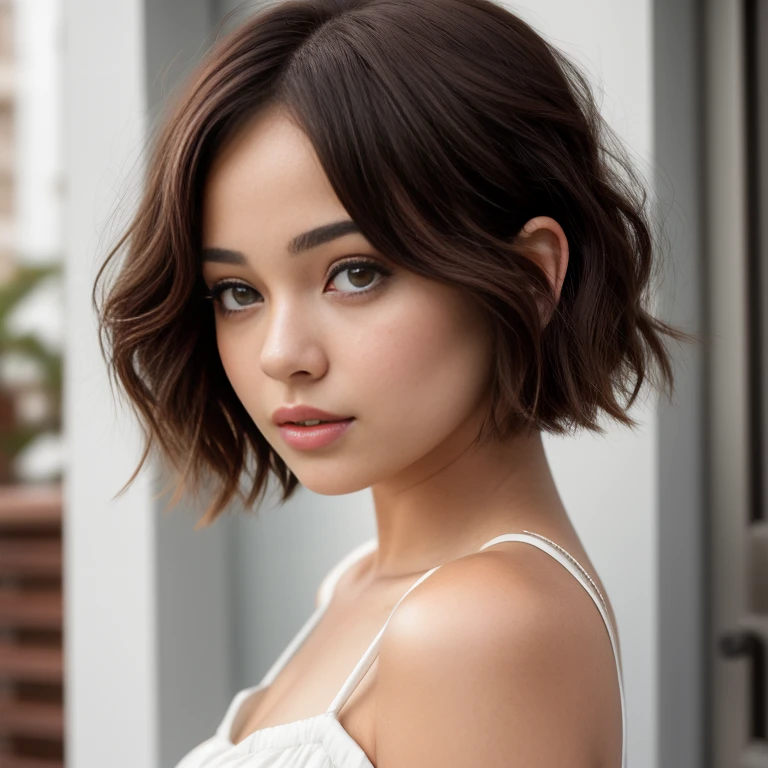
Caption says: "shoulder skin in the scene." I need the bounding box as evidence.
[373,545,623,768]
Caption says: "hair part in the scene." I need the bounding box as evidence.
[94,0,693,527]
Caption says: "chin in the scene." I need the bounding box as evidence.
[290,468,373,497]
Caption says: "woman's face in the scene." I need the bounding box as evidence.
[201,106,494,495]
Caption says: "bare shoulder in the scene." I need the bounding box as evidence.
[375,544,622,768]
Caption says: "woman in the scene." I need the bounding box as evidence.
[95,0,688,765]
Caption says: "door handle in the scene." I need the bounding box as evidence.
[719,629,766,740]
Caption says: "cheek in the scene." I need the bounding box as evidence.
[353,287,493,436]
[214,321,262,410]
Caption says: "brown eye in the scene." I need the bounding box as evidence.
[327,260,389,295]
[348,267,377,288]
[229,285,258,306]
[209,282,261,313]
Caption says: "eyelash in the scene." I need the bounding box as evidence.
[203,258,393,317]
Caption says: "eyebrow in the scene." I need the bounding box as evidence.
[202,219,362,264]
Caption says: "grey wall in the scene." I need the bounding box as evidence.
[142,3,241,766]
[64,0,161,764]
[228,483,376,691]
[654,0,706,767]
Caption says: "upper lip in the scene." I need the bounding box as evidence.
[272,405,353,426]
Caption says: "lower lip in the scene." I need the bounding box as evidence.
[278,418,355,450]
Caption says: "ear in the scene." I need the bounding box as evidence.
[513,216,569,323]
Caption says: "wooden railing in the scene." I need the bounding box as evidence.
[0,484,64,768]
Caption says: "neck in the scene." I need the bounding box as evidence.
[366,416,569,583]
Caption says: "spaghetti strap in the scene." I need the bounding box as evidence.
[327,563,443,716]
[325,531,627,768]
[479,531,627,768]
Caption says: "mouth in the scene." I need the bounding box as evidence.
[282,418,354,427]
[272,405,354,427]
[277,418,356,450]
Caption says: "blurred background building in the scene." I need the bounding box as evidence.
[0,0,65,766]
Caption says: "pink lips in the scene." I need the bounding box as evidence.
[278,418,355,450]
[272,404,352,426]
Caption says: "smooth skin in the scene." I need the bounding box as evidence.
[201,104,623,767]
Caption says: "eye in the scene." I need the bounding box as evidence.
[203,257,392,317]
[326,259,391,295]
[205,281,260,314]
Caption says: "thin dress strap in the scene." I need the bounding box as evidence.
[326,562,443,716]
[326,531,627,768]
[482,532,627,767]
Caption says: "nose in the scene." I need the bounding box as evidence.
[258,299,328,382]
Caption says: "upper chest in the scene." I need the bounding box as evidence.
[231,560,404,760]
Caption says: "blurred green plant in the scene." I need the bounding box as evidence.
[0,263,63,480]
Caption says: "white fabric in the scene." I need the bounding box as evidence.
[173,533,627,768]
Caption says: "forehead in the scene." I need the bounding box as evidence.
[202,106,347,244]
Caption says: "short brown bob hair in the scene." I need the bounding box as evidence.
[95,0,690,526]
